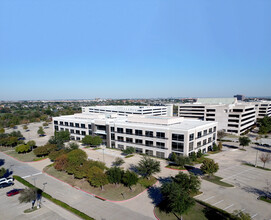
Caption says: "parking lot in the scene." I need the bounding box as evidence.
[196,143,271,220]
[0,181,81,220]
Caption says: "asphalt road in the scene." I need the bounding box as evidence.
[0,152,155,220]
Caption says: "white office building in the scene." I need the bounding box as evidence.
[53,113,217,158]
[178,98,256,135]
[82,105,173,116]
[251,101,271,119]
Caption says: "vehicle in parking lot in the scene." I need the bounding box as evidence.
[6,189,23,197]
[0,182,14,189]
[0,177,14,185]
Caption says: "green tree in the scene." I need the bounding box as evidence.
[123,147,135,155]
[189,152,197,162]
[91,136,103,146]
[136,156,161,179]
[112,157,125,167]
[37,126,45,136]
[27,140,36,150]
[87,166,108,190]
[172,172,200,195]
[82,135,93,146]
[55,130,70,143]
[33,144,57,157]
[170,152,177,162]
[23,125,28,130]
[258,116,271,134]
[15,144,31,153]
[0,128,5,134]
[68,142,79,150]
[82,160,107,172]
[239,136,251,149]
[67,149,87,166]
[160,182,195,219]
[0,167,6,177]
[200,158,219,177]
[212,143,219,151]
[174,156,190,167]
[106,167,123,185]
[122,170,139,190]
[43,122,49,127]
[197,149,203,158]
[49,149,66,161]
[18,187,37,209]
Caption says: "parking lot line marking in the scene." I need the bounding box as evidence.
[251,213,258,218]
[212,200,224,206]
[223,168,255,181]
[22,172,42,179]
[223,204,234,210]
[203,196,215,201]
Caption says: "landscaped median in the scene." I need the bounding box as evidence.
[43,165,157,202]
[13,175,95,220]
[202,175,234,187]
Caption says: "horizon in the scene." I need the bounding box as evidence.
[1,1,270,100]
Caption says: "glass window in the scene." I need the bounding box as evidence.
[126,137,133,143]
[81,124,86,128]
[75,123,79,128]
[189,134,194,141]
[156,132,165,139]
[126,128,133,134]
[189,142,193,151]
[65,122,68,126]
[135,130,143,136]
[197,132,202,138]
[172,134,184,141]
[145,131,153,137]
[203,130,207,135]
[117,128,124,133]
[156,142,165,148]
[70,122,74,127]
[54,121,58,125]
[135,139,143,144]
[117,136,124,141]
[172,142,184,152]
[145,140,153,146]
[81,131,86,135]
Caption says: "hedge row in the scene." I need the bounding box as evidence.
[195,199,239,220]
[13,175,95,220]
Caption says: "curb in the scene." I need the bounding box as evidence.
[153,207,160,220]
[43,168,158,203]
[1,151,48,163]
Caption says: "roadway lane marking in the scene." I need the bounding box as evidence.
[251,213,258,218]
[223,204,234,210]
[223,168,255,181]
[203,196,215,201]
[212,200,224,206]
[22,172,42,179]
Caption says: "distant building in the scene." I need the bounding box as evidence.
[177,98,256,135]
[234,94,245,101]
[53,113,217,158]
[82,105,173,117]
[249,101,271,119]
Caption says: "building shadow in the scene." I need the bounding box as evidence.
[222,144,238,149]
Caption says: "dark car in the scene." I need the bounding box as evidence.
[39,134,46,137]
[0,182,14,189]
[18,137,26,140]
[6,189,23,197]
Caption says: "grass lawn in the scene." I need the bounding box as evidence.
[259,196,271,204]
[154,202,229,220]
[242,162,271,171]
[0,146,15,152]
[4,150,43,162]
[165,165,186,170]
[44,166,156,201]
[202,175,234,187]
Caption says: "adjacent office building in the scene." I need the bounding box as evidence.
[53,113,217,158]
[178,98,256,135]
[253,101,271,119]
[82,105,173,117]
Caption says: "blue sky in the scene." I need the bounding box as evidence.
[0,0,270,100]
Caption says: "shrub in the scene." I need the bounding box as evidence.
[197,149,203,158]
[189,152,197,161]
[15,144,31,153]
[123,147,135,155]
[106,167,123,184]
[49,149,66,161]
[174,156,190,167]
[54,154,68,171]
[122,170,138,190]
[34,144,57,157]
[87,166,108,189]
[67,149,87,166]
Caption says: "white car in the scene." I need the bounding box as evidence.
[0,177,14,185]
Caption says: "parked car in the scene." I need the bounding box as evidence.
[0,177,14,185]
[0,182,14,189]
[18,137,26,140]
[6,189,23,196]
[39,134,46,137]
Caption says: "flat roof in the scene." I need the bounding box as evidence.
[82,105,169,111]
[53,113,217,131]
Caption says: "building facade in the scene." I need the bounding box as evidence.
[81,105,173,116]
[53,113,217,158]
[253,101,271,119]
[178,98,256,135]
